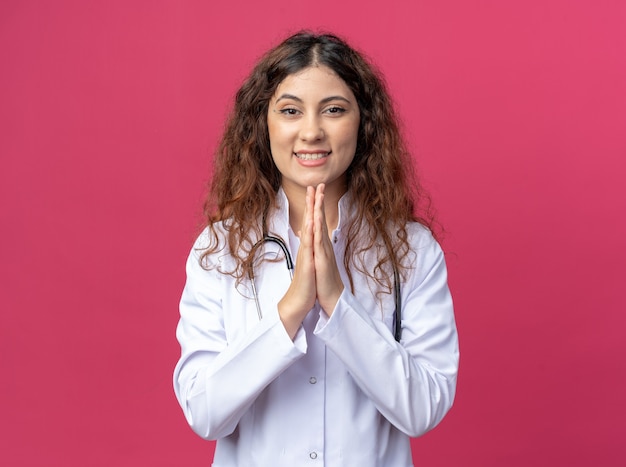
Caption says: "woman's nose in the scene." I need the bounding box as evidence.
[299,115,324,141]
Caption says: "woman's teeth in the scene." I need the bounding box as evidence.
[294,152,329,161]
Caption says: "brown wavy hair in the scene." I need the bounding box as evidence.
[202,31,436,293]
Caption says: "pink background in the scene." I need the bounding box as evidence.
[2,1,625,465]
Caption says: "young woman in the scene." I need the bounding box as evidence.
[173,31,459,466]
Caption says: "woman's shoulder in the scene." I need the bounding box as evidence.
[189,224,222,249]
[405,221,439,249]
[402,221,448,276]
[188,224,232,267]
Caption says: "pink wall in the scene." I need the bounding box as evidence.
[1,1,625,465]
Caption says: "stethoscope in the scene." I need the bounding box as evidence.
[248,235,403,342]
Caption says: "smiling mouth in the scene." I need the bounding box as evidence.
[294,152,331,161]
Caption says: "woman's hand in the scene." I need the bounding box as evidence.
[278,184,345,339]
[312,184,344,315]
[277,186,318,339]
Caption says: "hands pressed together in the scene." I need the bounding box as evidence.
[278,184,345,340]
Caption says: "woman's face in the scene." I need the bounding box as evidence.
[267,65,360,197]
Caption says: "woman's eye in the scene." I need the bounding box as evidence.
[279,108,299,116]
[325,106,346,115]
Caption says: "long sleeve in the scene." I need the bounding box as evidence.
[172,232,306,440]
[172,200,458,466]
[314,226,459,437]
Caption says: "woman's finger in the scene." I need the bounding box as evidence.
[312,184,344,315]
[277,186,317,339]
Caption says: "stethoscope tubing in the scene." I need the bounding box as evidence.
[248,235,293,320]
[249,235,402,342]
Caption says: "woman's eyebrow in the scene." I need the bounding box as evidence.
[275,94,352,104]
[275,93,302,103]
[320,95,351,104]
